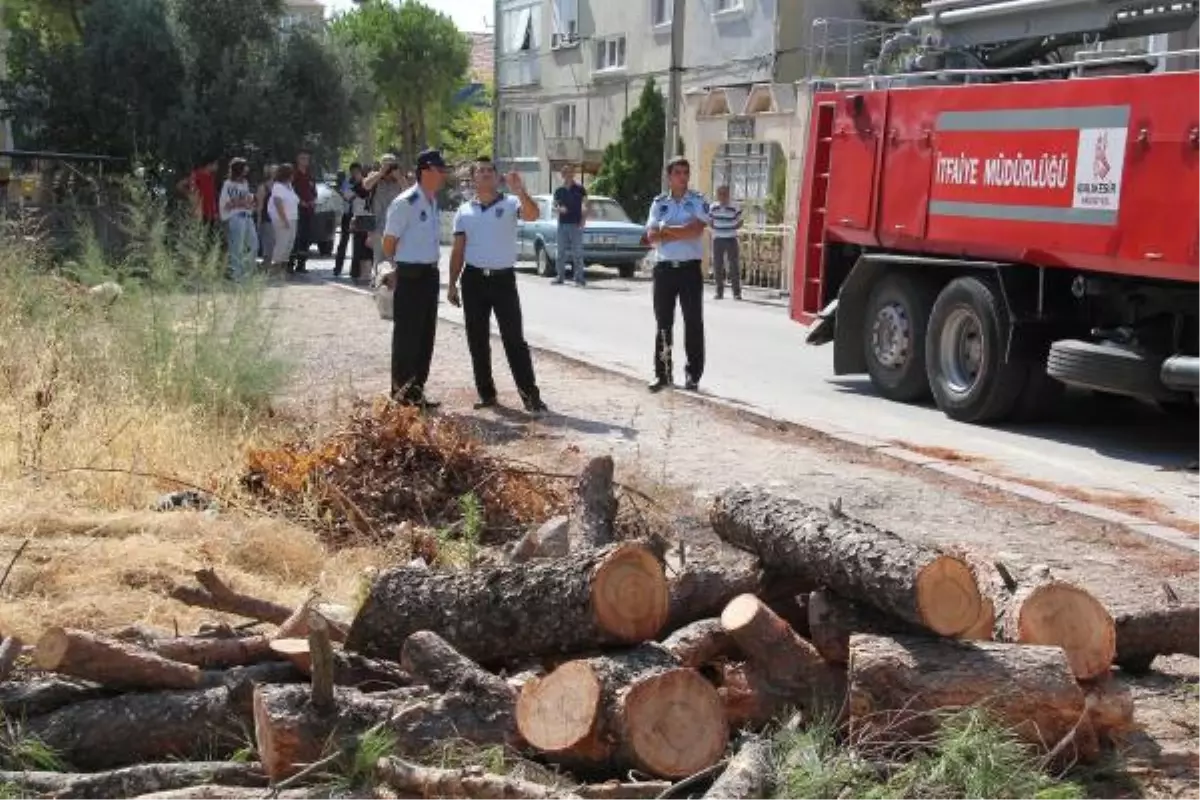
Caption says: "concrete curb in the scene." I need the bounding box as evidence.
[323,278,1200,555]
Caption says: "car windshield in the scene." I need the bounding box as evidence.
[585,198,631,223]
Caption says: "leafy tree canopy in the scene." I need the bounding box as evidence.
[591,78,666,222]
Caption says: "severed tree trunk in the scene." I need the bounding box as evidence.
[661,619,737,669]
[346,543,669,665]
[516,644,728,779]
[1113,604,1199,674]
[253,683,518,781]
[132,787,313,800]
[149,635,276,669]
[1000,574,1115,680]
[715,662,791,730]
[26,687,248,770]
[0,636,23,681]
[665,547,763,632]
[847,634,1100,762]
[0,677,113,718]
[703,737,773,799]
[721,594,842,718]
[35,628,202,690]
[401,630,516,705]
[568,456,617,551]
[375,756,574,800]
[260,641,413,691]
[576,782,672,799]
[0,762,267,799]
[170,569,293,626]
[711,488,983,637]
[807,589,916,666]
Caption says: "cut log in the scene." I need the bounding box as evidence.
[170,569,292,626]
[132,786,312,800]
[401,630,516,704]
[710,487,983,637]
[760,578,812,637]
[0,677,113,718]
[0,762,267,799]
[661,619,737,669]
[1001,576,1115,680]
[846,634,1100,762]
[576,782,672,799]
[260,640,413,690]
[35,628,202,690]
[0,636,23,681]
[1114,604,1200,674]
[807,589,915,666]
[253,683,519,781]
[720,594,841,716]
[715,662,790,730]
[306,612,335,714]
[1084,677,1135,734]
[275,594,349,644]
[516,644,728,779]
[26,687,247,770]
[375,755,574,799]
[665,546,763,632]
[568,456,617,550]
[346,542,669,664]
[149,635,276,668]
[511,516,570,563]
[703,737,773,799]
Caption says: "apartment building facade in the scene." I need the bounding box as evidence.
[493,0,850,199]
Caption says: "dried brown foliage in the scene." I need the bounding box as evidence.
[244,400,568,547]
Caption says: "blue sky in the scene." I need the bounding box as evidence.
[324,0,493,32]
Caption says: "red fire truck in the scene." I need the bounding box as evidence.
[794,0,1199,423]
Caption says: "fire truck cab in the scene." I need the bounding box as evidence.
[794,0,1199,424]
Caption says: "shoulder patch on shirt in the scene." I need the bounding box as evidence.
[495,205,504,218]
[406,191,420,205]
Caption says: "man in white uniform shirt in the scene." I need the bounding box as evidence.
[447,157,548,413]
[380,149,448,409]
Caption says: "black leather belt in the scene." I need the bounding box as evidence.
[395,261,437,269]
[658,259,701,268]
[466,265,513,277]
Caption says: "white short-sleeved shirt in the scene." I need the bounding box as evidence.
[452,194,522,269]
[384,186,441,264]
[269,182,300,224]
[646,189,711,262]
[219,179,253,221]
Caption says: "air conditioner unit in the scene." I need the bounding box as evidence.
[551,31,579,49]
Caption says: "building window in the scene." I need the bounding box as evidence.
[554,104,577,138]
[651,0,672,27]
[712,151,770,225]
[553,0,578,38]
[501,109,540,158]
[502,5,538,53]
[714,0,744,12]
[594,35,627,71]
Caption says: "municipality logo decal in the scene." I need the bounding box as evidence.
[496,206,504,218]
[1093,131,1111,181]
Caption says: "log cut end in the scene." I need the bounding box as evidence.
[269,639,312,675]
[591,545,670,643]
[623,668,728,779]
[33,627,70,670]
[1010,582,1116,680]
[915,556,984,637]
[516,661,604,758]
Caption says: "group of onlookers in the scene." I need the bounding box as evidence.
[331,154,415,283]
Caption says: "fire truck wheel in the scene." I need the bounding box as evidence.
[925,276,1027,424]
[862,274,938,402]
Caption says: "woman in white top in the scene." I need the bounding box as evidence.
[219,158,258,280]
[269,163,300,273]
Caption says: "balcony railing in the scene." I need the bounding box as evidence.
[498,51,541,87]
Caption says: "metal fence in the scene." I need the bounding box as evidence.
[704,224,794,294]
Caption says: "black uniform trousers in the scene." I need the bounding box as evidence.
[334,212,351,274]
[461,266,540,403]
[652,260,705,383]
[291,207,314,270]
[391,263,440,401]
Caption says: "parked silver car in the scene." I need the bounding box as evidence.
[516,194,650,279]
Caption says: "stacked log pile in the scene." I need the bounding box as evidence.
[1,467,1195,799]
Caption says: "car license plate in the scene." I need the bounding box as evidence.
[587,235,618,245]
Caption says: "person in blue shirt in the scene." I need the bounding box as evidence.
[447,156,548,414]
[645,156,711,393]
[379,149,448,409]
[552,164,589,286]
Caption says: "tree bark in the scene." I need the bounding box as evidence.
[0,762,267,799]
[35,628,203,690]
[807,589,915,666]
[346,543,669,665]
[401,630,516,704]
[665,547,763,632]
[576,782,672,799]
[510,516,570,563]
[259,641,413,691]
[715,662,794,730]
[26,687,248,770]
[710,487,983,637]
[170,569,292,626]
[306,613,335,714]
[148,635,276,669]
[374,756,575,799]
[1000,575,1115,680]
[1113,604,1199,674]
[0,677,112,718]
[569,456,617,551]
[0,636,23,681]
[846,634,1100,762]
[703,737,773,799]
[720,594,842,718]
[516,645,728,779]
[661,619,737,669]
[131,787,314,800]
[253,683,519,781]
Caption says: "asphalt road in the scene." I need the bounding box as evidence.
[314,247,1199,522]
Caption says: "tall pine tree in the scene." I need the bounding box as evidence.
[592,78,665,222]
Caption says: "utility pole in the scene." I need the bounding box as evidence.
[661,0,686,193]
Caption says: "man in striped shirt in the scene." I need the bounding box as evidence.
[708,185,743,300]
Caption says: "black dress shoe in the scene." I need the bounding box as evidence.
[684,377,700,392]
[648,378,670,394]
[474,396,498,410]
[523,396,549,415]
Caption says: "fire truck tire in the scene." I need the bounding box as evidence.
[1046,340,1169,401]
[925,276,1027,424]
[862,274,938,402]
[1013,358,1065,422]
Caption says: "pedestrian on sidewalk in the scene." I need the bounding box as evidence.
[645,156,710,393]
[363,153,406,279]
[177,154,221,242]
[290,148,317,274]
[709,184,743,300]
[256,164,277,266]
[447,156,548,414]
[334,163,369,278]
[219,157,258,280]
[379,149,448,409]
[552,164,588,286]
[268,163,300,277]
